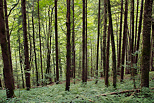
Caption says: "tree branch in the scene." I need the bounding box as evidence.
[8,0,19,17]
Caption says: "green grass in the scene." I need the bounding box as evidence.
[0,72,154,103]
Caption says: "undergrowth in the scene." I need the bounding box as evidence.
[0,73,154,103]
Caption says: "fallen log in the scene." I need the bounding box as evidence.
[96,87,154,97]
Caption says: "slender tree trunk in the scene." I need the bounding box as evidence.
[121,0,128,82]
[85,0,88,82]
[72,0,76,83]
[103,0,107,77]
[107,0,117,88]
[79,45,82,78]
[0,0,15,97]
[32,1,39,86]
[100,31,103,77]
[38,0,43,86]
[21,0,31,90]
[134,0,139,50]
[15,49,19,88]
[141,0,153,88]
[18,24,25,89]
[152,20,154,71]
[66,0,71,91]
[95,0,101,84]
[117,0,123,75]
[91,42,93,77]
[55,0,59,84]
[105,25,110,87]
[135,0,144,63]
[130,0,136,88]
[82,0,86,83]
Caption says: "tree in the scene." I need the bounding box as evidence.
[135,0,144,64]
[82,0,87,83]
[38,0,43,86]
[107,0,117,88]
[95,0,101,84]
[121,0,128,82]
[141,0,153,88]
[117,0,123,75]
[103,0,107,77]
[55,0,59,84]
[0,0,15,97]
[72,0,76,83]
[66,0,71,91]
[105,24,110,87]
[21,0,31,90]
[130,0,136,88]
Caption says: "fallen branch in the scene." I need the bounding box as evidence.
[96,88,154,97]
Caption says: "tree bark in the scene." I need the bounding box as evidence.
[85,0,88,82]
[103,0,107,77]
[31,1,39,86]
[105,24,110,87]
[18,22,25,88]
[72,0,76,83]
[0,0,15,97]
[21,0,31,90]
[141,0,153,88]
[82,0,86,83]
[135,0,144,63]
[95,0,100,84]
[152,20,154,71]
[107,0,117,88]
[66,0,71,91]
[38,0,43,86]
[121,0,128,82]
[55,0,59,84]
[117,0,123,75]
[130,0,136,88]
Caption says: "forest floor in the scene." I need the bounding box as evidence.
[0,72,154,103]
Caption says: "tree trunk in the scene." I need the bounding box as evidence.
[152,20,154,71]
[95,0,101,84]
[18,23,25,89]
[0,0,15,97]
[141,0,153,88]
[130,0,136,88]
[21,0,31,90]
[4,0,14,79]
[107,0,117,88]
[32,1,38,86]
[38,0,43,86]
[82,0,86,83]
[91,42,93,77]
[105,24,110,87]
[121,0,128,82]
[135,0,144,64]
[117,0,123,75]
[85,0,88,82]
[72,0,76,83]
[103,0,107,77]
[55,0,59,84]
[66,0,71,91]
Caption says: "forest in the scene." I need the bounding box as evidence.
[0,0,154,102]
